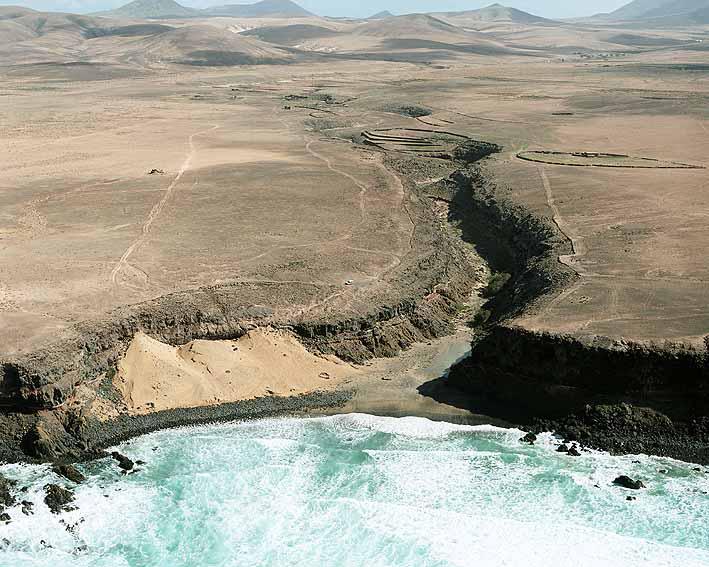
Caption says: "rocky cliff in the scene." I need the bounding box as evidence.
[443,164,709,462]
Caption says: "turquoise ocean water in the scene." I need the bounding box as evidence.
[1,414,708,566]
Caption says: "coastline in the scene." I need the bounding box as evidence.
[1,136,707,466]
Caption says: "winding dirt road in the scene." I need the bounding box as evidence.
[110,125,219,291]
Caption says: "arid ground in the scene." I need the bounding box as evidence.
[0,7,708,432]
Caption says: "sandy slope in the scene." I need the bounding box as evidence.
[116,328,357,414]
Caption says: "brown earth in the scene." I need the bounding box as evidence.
[0,8,707,461]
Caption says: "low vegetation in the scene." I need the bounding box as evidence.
[482,271,511,298]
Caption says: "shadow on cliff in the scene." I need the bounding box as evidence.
[416,370,525,426]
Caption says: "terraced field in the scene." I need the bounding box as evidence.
[363,128,469,159]
[517,150,705,169]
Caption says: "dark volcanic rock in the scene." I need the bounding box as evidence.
[0,512,10,523]
[520,432,537,445]
[557,444,570,453]
[53,464,86,484]
[22,413,84,463]
[567,445,582,457]
[44,484,75,514]
[532,404,709,464]
[0,474,17,512]
[452,140,502,164]
[613,475,646,490]
[111,452,134,471]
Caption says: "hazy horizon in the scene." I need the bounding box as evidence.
[0,0,631,19]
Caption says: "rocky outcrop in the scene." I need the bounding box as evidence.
[452,141,502,165]
[0,474,17,514]
[533,403,709,464]
[53,464,86,484]
[111,452,134,472]
[44,484,75,514]
[613,475,646,490]
[22,412,87,462]
[448,326,709,421]
[441,165,709,463]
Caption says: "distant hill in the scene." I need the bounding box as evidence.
[0,5,292,67]
[356,14,463,38]
[100,0,313,20]
[606,0,669,19]
[241,23,339,45]
[99,0,198,19]
[349,13,511,57]
[437,3,554,25]
[0,5,37,19]
[133,24,292,64]
[203,0,313,18]
[601,0,709,23]
[0,9,106,39]
[369,11,394,20]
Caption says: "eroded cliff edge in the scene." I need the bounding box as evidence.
[441,164,709,464]
[0,143,497,464]
[1,136,707,465]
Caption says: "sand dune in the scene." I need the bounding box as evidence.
[116,329,357,414]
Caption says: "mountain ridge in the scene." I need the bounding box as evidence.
[601,0,709,23]
[99,0,313,19]
[437,3,554,25]
[202,0,313,18]
[99,0,199,18]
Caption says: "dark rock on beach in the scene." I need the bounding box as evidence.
[567,445,582,457]
[44,484,76,514]
[530,404,709,465]
[613,475,646,490]
[111,452,135,471]
[53,464,86,484]
[0,474,17,513]
[557,444,569,453]
[22,413,85,463]
[520,432,537,445]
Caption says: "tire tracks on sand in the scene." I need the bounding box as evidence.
[110,125,219,292]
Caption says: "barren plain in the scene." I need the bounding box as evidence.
[0,6,708,461]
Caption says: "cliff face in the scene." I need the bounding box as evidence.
[447,166,576,320]
[448,326,709,421]
[443,163,709,462]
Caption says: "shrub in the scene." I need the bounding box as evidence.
[482,272,511,298]
[471,308,492,327]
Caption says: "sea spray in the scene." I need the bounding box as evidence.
[1,415,708,567]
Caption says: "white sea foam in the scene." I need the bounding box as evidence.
[1,415,707,567]
[316,412,525,438]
